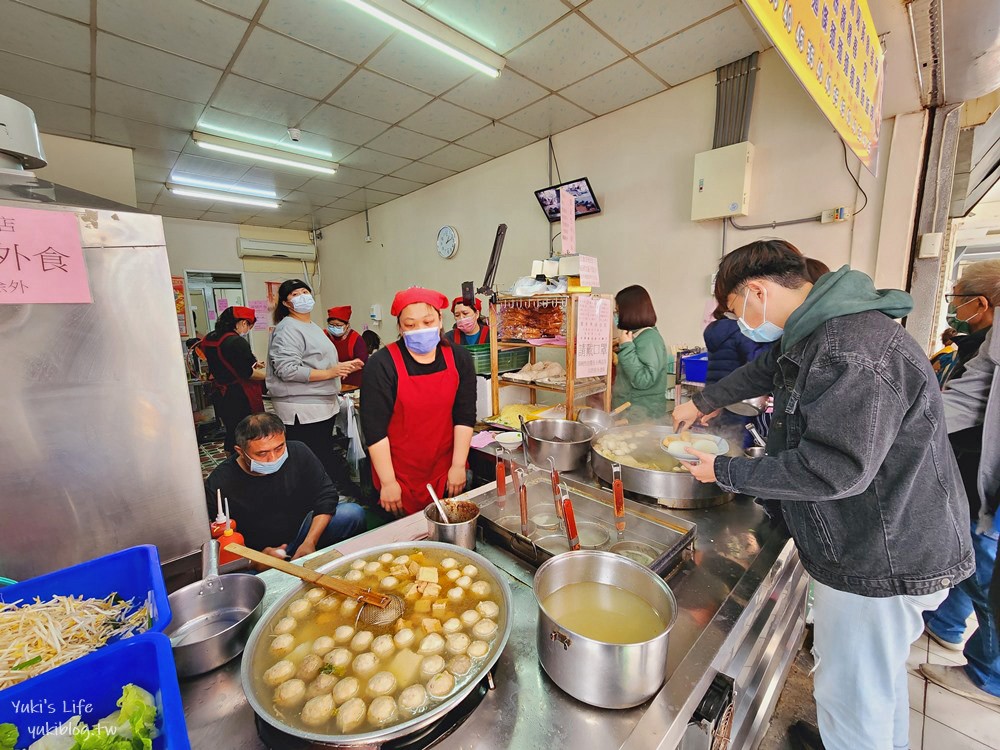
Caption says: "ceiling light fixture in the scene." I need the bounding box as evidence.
[338,0,506,78]
[167,184,281,208]
[197,122,334,159]
[169,174,278,198]
[191,131,338,175]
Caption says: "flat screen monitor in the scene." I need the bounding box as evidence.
[534,177,601,223]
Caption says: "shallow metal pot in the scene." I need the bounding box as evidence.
[534,550,678,709]
[523,418,595,471]
[165,541,265,678]
[577,407,613,433]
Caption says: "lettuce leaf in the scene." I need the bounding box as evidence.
[0,724,18,750]
[70,684,157,750]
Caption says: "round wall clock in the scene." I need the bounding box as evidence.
[436,225,459,259]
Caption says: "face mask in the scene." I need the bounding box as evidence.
[946,298,981,335]
[328,325,346,337]
[249,449,288,475]
[613,313,619,329]
[456,317,477,333]
[290,293,314,314]
[403,326,440,354]
[737,288,784,343]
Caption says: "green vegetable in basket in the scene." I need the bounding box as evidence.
[71,684,157,750]
[0,723,18,750]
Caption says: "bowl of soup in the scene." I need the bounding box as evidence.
[241,542,512,746]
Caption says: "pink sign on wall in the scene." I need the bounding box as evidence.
[217,298,229,312]
[559,188,576,255]
[248,300,270,331]
[0,206,91,304]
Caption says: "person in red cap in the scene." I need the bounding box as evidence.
[199,305,266,454]
[361,287,477,516]
[450,296,490,346]
[325,305,368,388]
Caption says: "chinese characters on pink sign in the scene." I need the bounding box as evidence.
[575,296,612,378]
[0,206,91,304]
[248,300,270,331]
[559,188,576,255]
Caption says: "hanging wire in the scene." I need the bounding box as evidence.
[841,139,869,216]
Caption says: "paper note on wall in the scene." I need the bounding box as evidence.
[217,298,229,312]
[0,206,92,304]
[249,300,270,331]
[559,188,576,256]
[172,275,188,336]
[575,296,612,378]
[578,255,600,287]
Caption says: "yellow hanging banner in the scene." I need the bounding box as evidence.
[744,0,884,173]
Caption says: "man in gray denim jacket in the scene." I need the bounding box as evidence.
[673,240,974,750]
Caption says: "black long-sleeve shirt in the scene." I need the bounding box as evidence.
[204,441,339,551]
[360,341,477,444]
[203,332,257,384]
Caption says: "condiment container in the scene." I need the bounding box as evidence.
[424,500,480,550]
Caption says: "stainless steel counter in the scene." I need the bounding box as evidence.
[180,475,806,749]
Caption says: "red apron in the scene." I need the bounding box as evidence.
[330,329,364,388]
[373,342,459,515]
[198,332,264,413]
[450,325,489,345]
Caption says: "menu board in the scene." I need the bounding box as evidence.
[559,188,576,255]
[0,206,92,304]
[575,296,612,378]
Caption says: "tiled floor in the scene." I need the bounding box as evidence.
[199,440,229,480]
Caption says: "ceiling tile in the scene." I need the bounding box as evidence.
[417,0,568,56]
[365,35,474,96]
[325,166,381,188]
[135,179,165,203]
[131,148,181,170]
[233,27,355,99]
[152,205,209,220]
[0,51,90,108]
[96,0,249,68]
[501,95,592,138]
[172,153,253,181]
[400,100,490,142]
[329,198,369,212]
[559,58,665,115]
[421,144,491,171]
[457,123,535,158]
[201,209,259,224]
[260,0,393,64]
[367,176,424,195]
[280,190,326,208]
[507,15,625,90]
[297,178,358,199]
[312,207,355,226]
[0,3,90,71]
[241,167,312,190]
[17,0,90,23]
[637,7,761,86]
[299,105,391,146]
[199,0,263,19]
[392,161,455,184]
[95,113,192,150]
[96,79,204,131]
[96,33,222,102]
[284,219,314,230]
[339,147,411,174]
[443,69,546,120]
[346,188,397,205]
[134,162,172,183]
[364,127,447,160]
[581,0,732,53]
[212,75,320,128]
[7,93,90,137]
[137,202,154,212]
[328,70,433,123]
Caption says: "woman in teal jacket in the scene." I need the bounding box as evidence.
[611,285,669,421]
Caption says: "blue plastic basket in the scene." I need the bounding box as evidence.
[0,633,190,749]
[681,351,709,383]
[0,545,172,634]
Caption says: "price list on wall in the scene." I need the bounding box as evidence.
[575,295,612,378]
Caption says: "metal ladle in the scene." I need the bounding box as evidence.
[427,483,453,524]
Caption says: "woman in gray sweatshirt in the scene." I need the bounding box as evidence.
[266,279,363,485]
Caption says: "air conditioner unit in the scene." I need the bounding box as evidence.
[237,238,316,261]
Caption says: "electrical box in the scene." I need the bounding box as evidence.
[691,142,754,222]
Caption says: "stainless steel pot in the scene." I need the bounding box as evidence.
[522,418,595,471]
[534,551,677,708]
[241,541,513,748]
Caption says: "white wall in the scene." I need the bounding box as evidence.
[316,48,920,348]
[35,134,137,207]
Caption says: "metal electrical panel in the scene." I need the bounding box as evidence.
[691,142,754,222]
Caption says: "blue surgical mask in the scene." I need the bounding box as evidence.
[290,293,315,314]
[250,449,288,475]
[328,325,345,337]
[737,288,784,343]
[403,327,440,355]
[613,313,619,329]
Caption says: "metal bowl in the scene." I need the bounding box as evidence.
[523,418,595,472]
[241,541,513,747]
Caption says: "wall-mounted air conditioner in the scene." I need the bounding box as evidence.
[237,237,317,261]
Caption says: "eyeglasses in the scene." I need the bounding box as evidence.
[944,293,987,303]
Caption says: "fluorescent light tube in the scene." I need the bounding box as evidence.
[339,0,505,78]
[168,186,281,208]
[169,175,278,198]
[191,132,338,175]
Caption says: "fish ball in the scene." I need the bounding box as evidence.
[448,654,472,676]
[363,561,382,575]
[305,587,327,603]
[468,640,490,659]
[456,575,472,590]
[460,610,481,628]
[269,633,296,658]
[441,557,458,570]
[470,581,491,599]
[371,634,395,660]
[476,601,499,619]
[332,676,361,705]
[418,633,445,656]
[324,648,352,670]
[446,633,471,655]
[317,595,339,612]
[472,619,498,640]
[301,693,335,727]
[426,671,455,698]
[263,659,295,687]
[273,616,297,635]
[334,625,355,644]
[351,630,374,653]
[446,569,461,582]
[367,670,397,697]
[306,673,338,699]
[352,652,380,680]
[420,654,446,679]
[340,599,360,617]
[380,575,399,590]
[288,599,312,620]
[393,628,416,649]
[399,685,427,715]
[442,618,463,634]
[296,654,323,682]
[274,678,307,708]
[446,587,464,602]
[379,552,395,563]
[345,570,365,582]
[336,697,367,733]
[311,636,335,657]
[393,555,410,565]
[462,565,479,578]
[367,696,398,728]
[350,559,366,570]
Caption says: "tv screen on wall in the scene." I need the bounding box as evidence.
[534,177,601,223]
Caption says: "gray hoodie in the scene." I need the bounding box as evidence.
[266,317,340,403]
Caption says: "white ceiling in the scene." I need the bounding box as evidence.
[0,0,771,228]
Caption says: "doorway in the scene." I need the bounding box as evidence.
[184,271,247,337]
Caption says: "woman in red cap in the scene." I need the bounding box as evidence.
[361,287,477,516]
[325,305,368,387]
[449,296,490,346]
[199,305,266,454]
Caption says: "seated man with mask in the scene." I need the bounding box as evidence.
[205,413,367,561]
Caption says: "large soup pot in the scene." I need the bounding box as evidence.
[241,541,513,748]
[534,550,677,709]
[522,418,595,472]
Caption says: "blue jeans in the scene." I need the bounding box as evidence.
[286,505,366,559]
[925,522,999,697]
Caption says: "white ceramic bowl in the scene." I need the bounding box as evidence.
[495,431,523,450]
